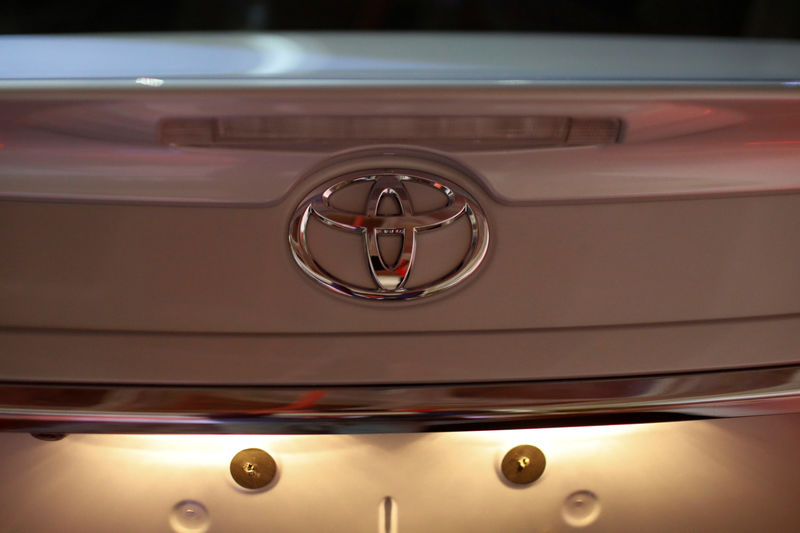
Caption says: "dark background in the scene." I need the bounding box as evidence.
[2,0,800,38]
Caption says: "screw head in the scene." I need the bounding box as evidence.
[230,448,277,490]
[501,444,546,485]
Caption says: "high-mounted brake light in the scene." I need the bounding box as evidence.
[160,116,622,151]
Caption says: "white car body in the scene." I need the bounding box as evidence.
[1,33,800,532]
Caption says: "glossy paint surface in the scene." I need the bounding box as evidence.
[2,35,800,384]
[2,88,800,203]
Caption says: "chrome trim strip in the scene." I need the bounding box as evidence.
[1,365,799,434]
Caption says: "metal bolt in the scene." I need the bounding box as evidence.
[501,444,546,485]
[230,448,277,490]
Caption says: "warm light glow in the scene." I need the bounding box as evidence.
[454,423,646,463]
[2,416,797,531]
[63,424,647,472]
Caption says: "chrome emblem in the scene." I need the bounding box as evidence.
[289,170,489,300]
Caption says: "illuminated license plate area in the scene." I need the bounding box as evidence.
[0,415,797,532]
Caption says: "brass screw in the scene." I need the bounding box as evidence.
[501,444,546,485]
[230,448,277,490]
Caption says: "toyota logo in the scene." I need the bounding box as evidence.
[289,170,489,300]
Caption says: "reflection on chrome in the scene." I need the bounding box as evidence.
[134,77,165,87]
[289,170,488,300]
[0,365,799,434]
